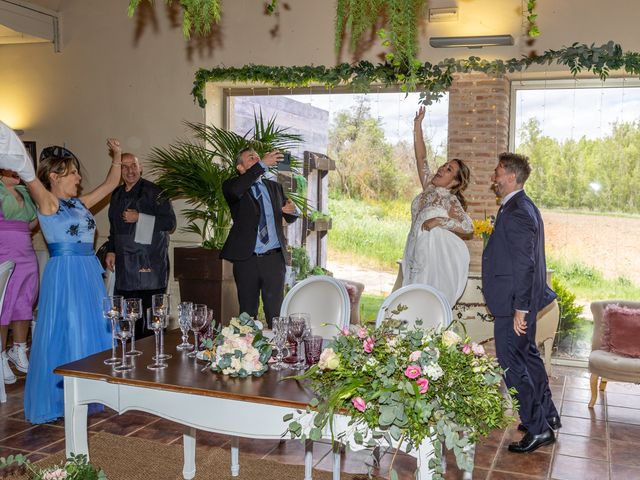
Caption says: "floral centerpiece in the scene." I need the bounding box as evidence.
[0,453,106,479]
[203,312,272,377]
[473,216,495,248]
[284,317,514,480]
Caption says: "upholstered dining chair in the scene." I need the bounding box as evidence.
[588,300,640,408]
[0,260,16,403]
[280,275,351,338]
[375,283,452,329]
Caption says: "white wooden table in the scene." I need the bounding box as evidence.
[56,331,436,479]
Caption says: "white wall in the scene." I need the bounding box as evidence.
[2,0,640,244]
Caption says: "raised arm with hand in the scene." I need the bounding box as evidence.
[79,138,123,209]
[414,107,430,188]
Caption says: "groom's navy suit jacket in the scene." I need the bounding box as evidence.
[482,190,556,317]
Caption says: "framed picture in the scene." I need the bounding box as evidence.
[23,141,37,168]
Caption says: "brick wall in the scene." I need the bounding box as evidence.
[447,73,511,273]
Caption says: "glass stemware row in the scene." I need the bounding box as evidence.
[103,294,212,372]
[271,313,312,371]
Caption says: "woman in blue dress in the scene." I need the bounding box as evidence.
[16,139,123,424]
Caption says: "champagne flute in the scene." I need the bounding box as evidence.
[288,313,310,371]
[152,293,172,361]
[188,304,207,359]
[103,296,123,366]
[177,301,194,351]
[113,318,133,372]
[125,298,143,356]
[146,307,168,370]
[270,316,290,370]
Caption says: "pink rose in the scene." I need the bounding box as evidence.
[404,365,421,379]
[363,337,375,353]
[352,396,366,412]
[416,377,429,394]
[462,343,472,354]
[409,350,422,362]
[340,327,350,336]
[357,327,368,339]
[472,343,486,356]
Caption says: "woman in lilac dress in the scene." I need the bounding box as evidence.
[0,169,38,385]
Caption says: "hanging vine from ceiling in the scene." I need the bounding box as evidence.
[128,0,222,38]
[191,42,639,108]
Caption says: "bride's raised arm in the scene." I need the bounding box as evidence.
[413,106,431,189]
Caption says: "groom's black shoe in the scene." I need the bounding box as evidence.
[508,429,555,454]
[518,416,562,432]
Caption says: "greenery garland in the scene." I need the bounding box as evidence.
[192,41,638,108]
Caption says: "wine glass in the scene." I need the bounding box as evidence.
[270,316,289,371]
[146,307,168,370]
[188,304,207,359]
[288,313,310,371]
[177,302,194,351]
[103,296,123,366]
[113,318,133,372]
[152,293,172,361]
[124,298,143,356]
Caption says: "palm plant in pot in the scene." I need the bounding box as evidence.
[148,113,303,321]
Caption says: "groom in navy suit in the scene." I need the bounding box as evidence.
[482,152,560,454]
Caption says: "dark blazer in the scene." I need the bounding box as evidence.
[481,190,556,317]
[220,162,298,262]
[106,178,176,291]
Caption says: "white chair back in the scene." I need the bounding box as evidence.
[0,260,16,403]
[375,283,452,330]
[280,276,350,339]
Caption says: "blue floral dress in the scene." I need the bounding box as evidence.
[24,198,112,424]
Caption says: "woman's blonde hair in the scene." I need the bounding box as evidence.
[449,158,470,211]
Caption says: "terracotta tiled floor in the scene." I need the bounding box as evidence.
[2,365,640,479]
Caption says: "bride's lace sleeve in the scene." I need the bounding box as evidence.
[437,193,473,234]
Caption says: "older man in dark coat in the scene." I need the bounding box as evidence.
[106,153,176,338]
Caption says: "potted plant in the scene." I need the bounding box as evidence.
[149,113,303,322]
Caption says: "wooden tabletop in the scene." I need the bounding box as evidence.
[54,330,314,409]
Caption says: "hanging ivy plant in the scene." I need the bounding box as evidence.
[527,0,540,37]
[334,0,427,88]
[191,42,640,108]
[128,0,221,38]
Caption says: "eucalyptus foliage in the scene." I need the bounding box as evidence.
[148,113,303,249]
[192,42,639,107]
[0,452,107,480]
[285,318,514,479]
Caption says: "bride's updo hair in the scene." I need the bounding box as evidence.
[450,158,470,211]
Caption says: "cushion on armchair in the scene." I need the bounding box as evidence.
[602,305,640,358]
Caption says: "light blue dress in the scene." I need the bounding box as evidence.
[24,198,112,424]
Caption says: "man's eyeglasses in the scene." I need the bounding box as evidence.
[40,145,78,162]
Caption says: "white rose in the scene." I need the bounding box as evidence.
[423,363,444,380]
[221,326,235,338]
[442,330,462,347]
[318,348,340,370]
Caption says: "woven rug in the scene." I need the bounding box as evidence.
[8,433,383,480]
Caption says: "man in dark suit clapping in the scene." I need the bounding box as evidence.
[221,148,298,328]
[482,152,560,454]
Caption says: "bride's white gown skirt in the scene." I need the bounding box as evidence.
[401,227,469,307]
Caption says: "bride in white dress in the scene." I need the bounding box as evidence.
[401,107,473,306]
